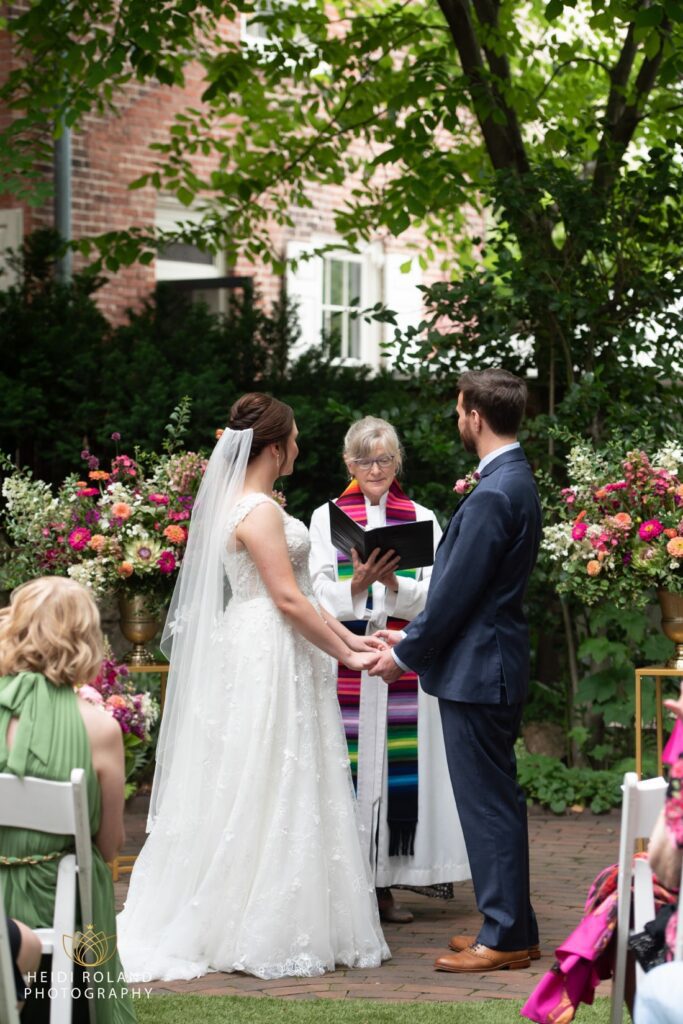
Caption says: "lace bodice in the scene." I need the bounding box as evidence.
[223,492,314,602]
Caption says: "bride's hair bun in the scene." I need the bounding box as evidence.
[228,393,294,462]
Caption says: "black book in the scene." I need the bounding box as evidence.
[327,500,434,570]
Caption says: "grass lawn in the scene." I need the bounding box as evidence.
[135,994,611,1023]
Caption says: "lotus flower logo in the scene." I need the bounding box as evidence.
[63,924,117,967]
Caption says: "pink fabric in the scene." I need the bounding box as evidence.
[520,895,615,1023]
[663,719,683,767]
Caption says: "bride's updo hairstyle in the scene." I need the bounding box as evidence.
[0,576,104,687]
[228,393,294,463]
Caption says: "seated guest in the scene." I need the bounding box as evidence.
[522,684,683,1024]
[0,577,135,1024]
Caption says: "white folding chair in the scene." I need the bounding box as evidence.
[0,880,21,1024]
[611,772,668,1024]
[0,768,95,1024]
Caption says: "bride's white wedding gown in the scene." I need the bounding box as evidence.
[117,492,390,981]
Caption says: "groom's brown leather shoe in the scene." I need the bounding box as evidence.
[435,943,530,972]
[448,934,541,960]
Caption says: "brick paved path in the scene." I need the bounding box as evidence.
[115,798,617,1004]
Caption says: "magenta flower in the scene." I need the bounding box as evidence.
[148,493,169,505]
[111,432,121,441]
[68,527,92,551]
[77,487,99,498]
[157,550,176,574]
[638,519,664,541]
[571,522,588,541]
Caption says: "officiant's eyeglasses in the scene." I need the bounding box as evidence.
[351,455,395,470]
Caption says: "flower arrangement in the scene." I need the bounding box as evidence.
[543,440,683,607]
[78,655,160,798]
[0,436,207,601]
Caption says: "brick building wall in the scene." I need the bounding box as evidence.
[0,14,477,363]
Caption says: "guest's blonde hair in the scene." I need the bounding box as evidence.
[0,577,104,687]
[343,416,404,475]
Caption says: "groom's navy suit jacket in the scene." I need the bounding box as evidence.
[395,447,541,705]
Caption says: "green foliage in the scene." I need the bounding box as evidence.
[517,747,624,814]
[0,231,110,481]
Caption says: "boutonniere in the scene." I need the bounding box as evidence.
[453,470,480,497]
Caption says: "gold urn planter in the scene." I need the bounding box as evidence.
[657,589,683,670]
[118,593,160,666]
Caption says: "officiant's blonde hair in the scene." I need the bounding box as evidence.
[0,577,104,687]
[343,416,404,475]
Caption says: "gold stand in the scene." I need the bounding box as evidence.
[110,662,169,879]
[634,665,683,779]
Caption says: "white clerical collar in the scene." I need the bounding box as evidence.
[364,491,389,511]
[476,441,520,475]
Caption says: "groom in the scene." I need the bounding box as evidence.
[370,368,542,972]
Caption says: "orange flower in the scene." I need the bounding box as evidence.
[106,694,128,709]
[664,528,677,539]
[612,512,632,528]
[215,428,224,440]
[76,480,87,488]
[573,509,587,524]
[595,488,607,500]
[586,560,601,576]
[163,524,186,544]
[89,470,110,481]
[676,485,683,499]
[111,502,132,520]
[667,537,683,558]
[88,534,106,552]
[117,561,134,578]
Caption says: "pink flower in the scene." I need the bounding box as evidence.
[571,522,588,541]
[149,493,169,506]
[638,519,664,541]
[68,527,92,551]
[78,684,103,705]
[77,487,99,497]
[157,550,176,574]
[561,487,576,505]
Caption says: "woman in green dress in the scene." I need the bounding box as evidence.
[0,577,136,1023]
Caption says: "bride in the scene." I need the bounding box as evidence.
[117,393,390,981]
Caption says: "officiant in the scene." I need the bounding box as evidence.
[309,416,470,923]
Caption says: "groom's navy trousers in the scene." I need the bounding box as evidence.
[395,447,542,951]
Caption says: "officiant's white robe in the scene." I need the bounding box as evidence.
[309,493,470,889]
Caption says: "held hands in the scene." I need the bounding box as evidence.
[345,651,383,673]
[350,547,400,596]
[343,632,388,655]
[374,628,405,648]
[367,647,404,683]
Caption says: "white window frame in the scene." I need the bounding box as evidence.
[287,238,384,367]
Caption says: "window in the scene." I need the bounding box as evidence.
[0,208,23,290]
[241,0,275,44]
[155,199,227,313]
[286,239,388,366]
[322,256,362,359]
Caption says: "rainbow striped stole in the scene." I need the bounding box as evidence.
[334,478,420,857]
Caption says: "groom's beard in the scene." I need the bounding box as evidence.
[459,422,477,455]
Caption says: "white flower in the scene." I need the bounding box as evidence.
[653,442,683,475]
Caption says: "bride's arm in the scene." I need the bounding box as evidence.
[236,503,373,671]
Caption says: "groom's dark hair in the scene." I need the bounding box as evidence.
[457,369,527,437]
